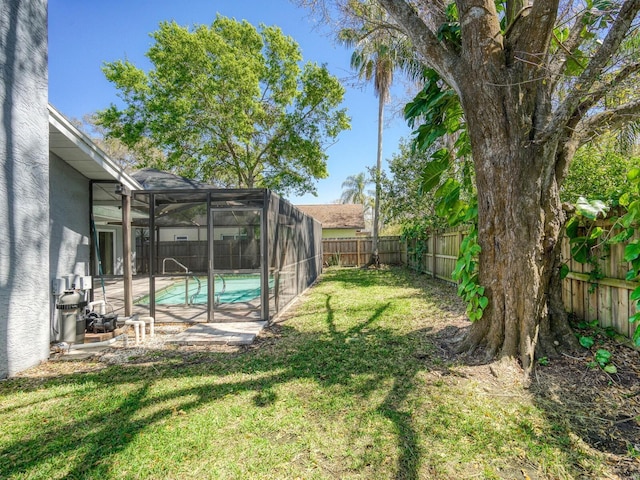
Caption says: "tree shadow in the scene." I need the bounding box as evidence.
[0,303,433,479]
[4,267,624,478]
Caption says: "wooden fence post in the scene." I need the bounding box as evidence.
[431,231,437,279]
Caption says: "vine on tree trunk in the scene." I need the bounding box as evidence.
[402,67,486,322]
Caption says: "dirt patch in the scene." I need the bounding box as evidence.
[529,335,640,478]
[430,316,640,479]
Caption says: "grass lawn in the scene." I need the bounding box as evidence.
[1,267,638,479]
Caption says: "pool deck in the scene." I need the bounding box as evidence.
[165,321,267,346]
[66,277,268,351]
[61,321,268,360]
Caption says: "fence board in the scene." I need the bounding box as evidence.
[572,279,584,319]
[324,224,639,342]
[322,236,404,267]
[587,286,598,322]
[615,288,628,335]
[560,218,640,341]
[403,227,467,283]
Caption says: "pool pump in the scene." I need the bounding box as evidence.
[54,286,86,344]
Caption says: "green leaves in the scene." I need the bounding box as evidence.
[452,227,488,322]
[625,241,640,262]
[404,68,481,323]
[595,349,617,374]
[97,15,349,196]
[576,197,609,220]
[578,332,617,374]
[405,70,464,152]
[579,335,595,348]
[565,197,609,264]
[419,150,450,194]
[560,263,570,280]
[570,165,640,354]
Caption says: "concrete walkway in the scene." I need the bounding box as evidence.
[165,321,267,346]
[55,321,268,362]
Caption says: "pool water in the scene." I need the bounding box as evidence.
[138,275,272,306]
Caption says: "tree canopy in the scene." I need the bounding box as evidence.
[340,172,371,204]
[339,2,422,261]
[97,16,350,196]
[561,134,640,205]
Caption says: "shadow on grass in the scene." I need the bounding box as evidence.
[0,306,430,479]
[0,267,623,479]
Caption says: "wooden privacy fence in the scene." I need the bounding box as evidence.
[405,227,466,283]
[403,224,639,340]
[321,236,404,267]
[327,226,639,341]
[321,228,465,282]
[561,223,639,339]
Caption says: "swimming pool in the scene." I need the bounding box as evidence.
[136,275,272,306]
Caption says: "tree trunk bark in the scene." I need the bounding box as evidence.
[366,89,384,268]
[456,77,576,378]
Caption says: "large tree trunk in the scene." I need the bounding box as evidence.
[456,71,577,376]
[373,0,640,379]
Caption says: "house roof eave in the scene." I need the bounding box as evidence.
[48,104,142,191]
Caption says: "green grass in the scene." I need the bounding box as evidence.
[0,267,614,479]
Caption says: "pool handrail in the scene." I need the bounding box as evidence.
[214,274,227,305]
[162,258,191,306]
[162,257,189,275]
[189,275,201,305]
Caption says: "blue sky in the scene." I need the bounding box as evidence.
[48,0,415,204]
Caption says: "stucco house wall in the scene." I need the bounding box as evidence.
[49,153,91,341]
[49,152,91,280]
[0,0,50,378]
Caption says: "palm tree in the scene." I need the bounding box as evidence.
[339,5,420,265]
[341,172,374,230]
[340,172,370,204]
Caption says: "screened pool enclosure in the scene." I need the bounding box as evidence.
[91,177,322,323]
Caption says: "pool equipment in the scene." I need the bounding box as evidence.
[86,299,154,345]
[52,276,92,344]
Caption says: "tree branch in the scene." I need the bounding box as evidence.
[555,98,640,184]
[573,99,640,148]
[548,8,590,84]
[376,0,461,90]
[508,0,560,67]
[542,0,640,142]
[571,61,640,123]
[456,0,504,72]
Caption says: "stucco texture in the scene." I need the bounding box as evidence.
[0,0,50,378]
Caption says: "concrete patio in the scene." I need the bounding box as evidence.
[165,321,267,346]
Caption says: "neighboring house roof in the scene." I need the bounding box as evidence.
[296,204,365,230]
[131,168,212,190]
[48,104,141,190]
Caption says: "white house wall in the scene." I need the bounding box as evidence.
[49,153,91,341]
[0,0,50,378]
[158,226,207,242]
[49,152,91,279]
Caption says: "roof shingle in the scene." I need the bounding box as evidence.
[295,204,365,229]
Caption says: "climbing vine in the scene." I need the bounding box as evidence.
[563,166,640,349]
[403,68,486,321]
